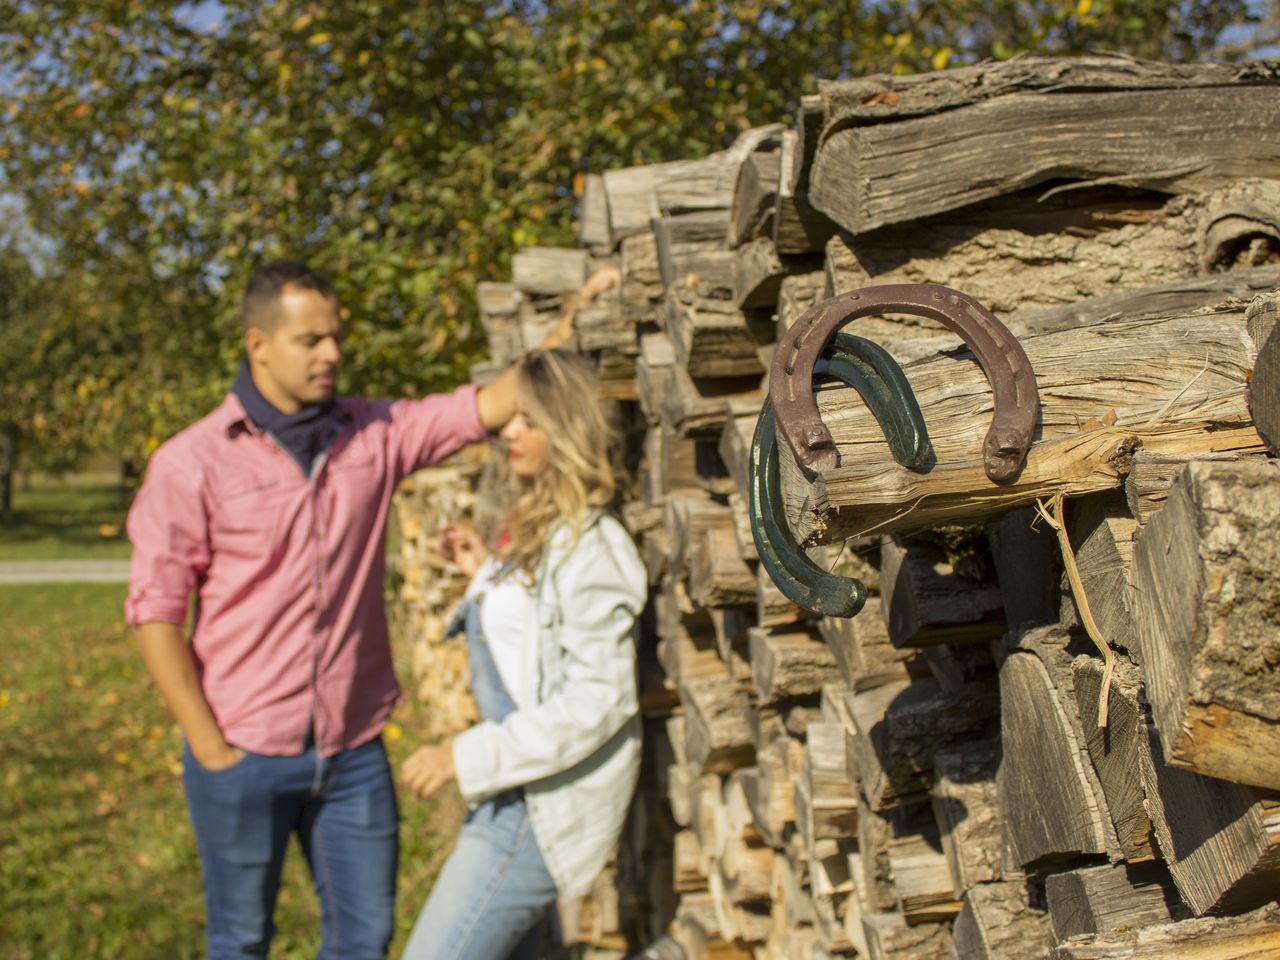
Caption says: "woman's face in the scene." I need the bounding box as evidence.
[500,408,550,478]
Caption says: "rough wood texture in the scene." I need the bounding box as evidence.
[987,506,1060,631]
[636,331,676,425]
[999,625,1122,869]
[887,822,963,924]
[603,124,783,245]
[1251,323,1280,452]
[728,151,780,248]
[680,674,756,777]
[823,182,1280,321]
[1057,492,1138,653]
[690,525,757,609]
[931,739,1004,898]
[578,172,611,252]
[817,596,923,693]
[797,722,859,844]
[776,269,827,335]
[1073,657,1158,863]
[1124,450,1254,525]
[780,304,1266,544]
[1045,903,1280,959]
[1139,713,1280,916]
[951,881,1053,960]
[848,677,999,810]
[510,245,588,295]
[811,57,1280,235]
[733,237,787,309]
[749,627,842,703]
[774,127,838,255]
[860,911,954,960]
[717,397,760,500]
[1130,461,1280,790]
[1045,862,1187,944]
[879,534,1007,648]
[661,364,763,439]
[665,284,766,380]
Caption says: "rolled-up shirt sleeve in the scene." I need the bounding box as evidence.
[125,447,210,627]
[387,382,490,480]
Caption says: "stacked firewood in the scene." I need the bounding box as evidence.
[393,56,1280,958]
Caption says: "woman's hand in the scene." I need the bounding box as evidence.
[439,522,487,579]
[401,744,457,799]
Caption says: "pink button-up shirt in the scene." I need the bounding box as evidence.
[126,385,487,757]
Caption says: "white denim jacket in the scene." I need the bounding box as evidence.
[451,511,646,900]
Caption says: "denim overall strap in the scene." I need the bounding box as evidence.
[457,597,518,723]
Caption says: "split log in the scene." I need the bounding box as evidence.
[1250,305,1280,450]
[672,893,754,960]
[511,246,588,295]
[738,753,794,849]
[690,525,757,609]
[950,881,1053,960]
[665,285,768,380]
[574,294,635,355]
[659,247,736,300]
[822,182,1280,322]
[987,506,1060,631]
[1045,903,1280,960]
[848,677,999,810]
[636,332,676,425]
[879,533,1007,648]
[887,826,963,924]
[810,57,1280,236]
[779,303,1267,545]
[727,151,780,249]
[1010,264,1280,340]
[999,625,1123,869]
[660,364,763,439]
[1045,862,1186,944]
[817,596,923,693]
[602,124,783,245]
[665,491,731,580]
[716,396,760,499]
[930,738,1004,899]
[860,912,954,960]
[1056,492,1138,653]
[578,172,611,253]
[654,211,732,289]
[733,237,786,309]
[1139,713,1280,916]
[679,675,756,777]
[749,627,842,704]
[1073,657,1158,863]
[776,270,827,335]
[1124,450,1254,525]
[755,564,803,629]
[1130,460,1280,791]
[796,722,859,846]
[619,232,664,327]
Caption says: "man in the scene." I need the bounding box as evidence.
[125,259,618,959]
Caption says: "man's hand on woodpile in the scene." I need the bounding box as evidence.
[401,743,457,799]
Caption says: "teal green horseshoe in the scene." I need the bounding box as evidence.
[750,333,930,618]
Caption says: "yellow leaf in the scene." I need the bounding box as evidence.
[292,13,314,31]
[308,32,332,46]
[358,50,371,65]
[99,523,120,538]
[278,63,292,87]
[384,722,403,742]
[114,752,131,765]
[931,47,952,71]
[1077,0,1093,14]
[0,692,9,708]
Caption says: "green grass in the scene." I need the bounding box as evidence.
[0,473,132,562]
[0,583,461,958]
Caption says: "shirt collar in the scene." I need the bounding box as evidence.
[214,392,352,438]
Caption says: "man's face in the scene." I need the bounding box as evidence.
[245,284,342,413]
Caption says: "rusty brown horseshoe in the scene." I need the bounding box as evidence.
[771,283,1039,483]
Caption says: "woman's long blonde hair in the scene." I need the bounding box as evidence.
[498,349,618,579]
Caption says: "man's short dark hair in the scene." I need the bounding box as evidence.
[240,260,337,332]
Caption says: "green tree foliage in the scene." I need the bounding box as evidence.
[0,0,1258,467]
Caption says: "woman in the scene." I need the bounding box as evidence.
[400,348,647,960]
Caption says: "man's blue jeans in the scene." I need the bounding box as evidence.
[182,735,398,959]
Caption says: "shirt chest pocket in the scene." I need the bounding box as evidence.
[209,478,293,559]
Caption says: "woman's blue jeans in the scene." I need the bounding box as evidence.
[402,599,557,960]
[182,735,398,959]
